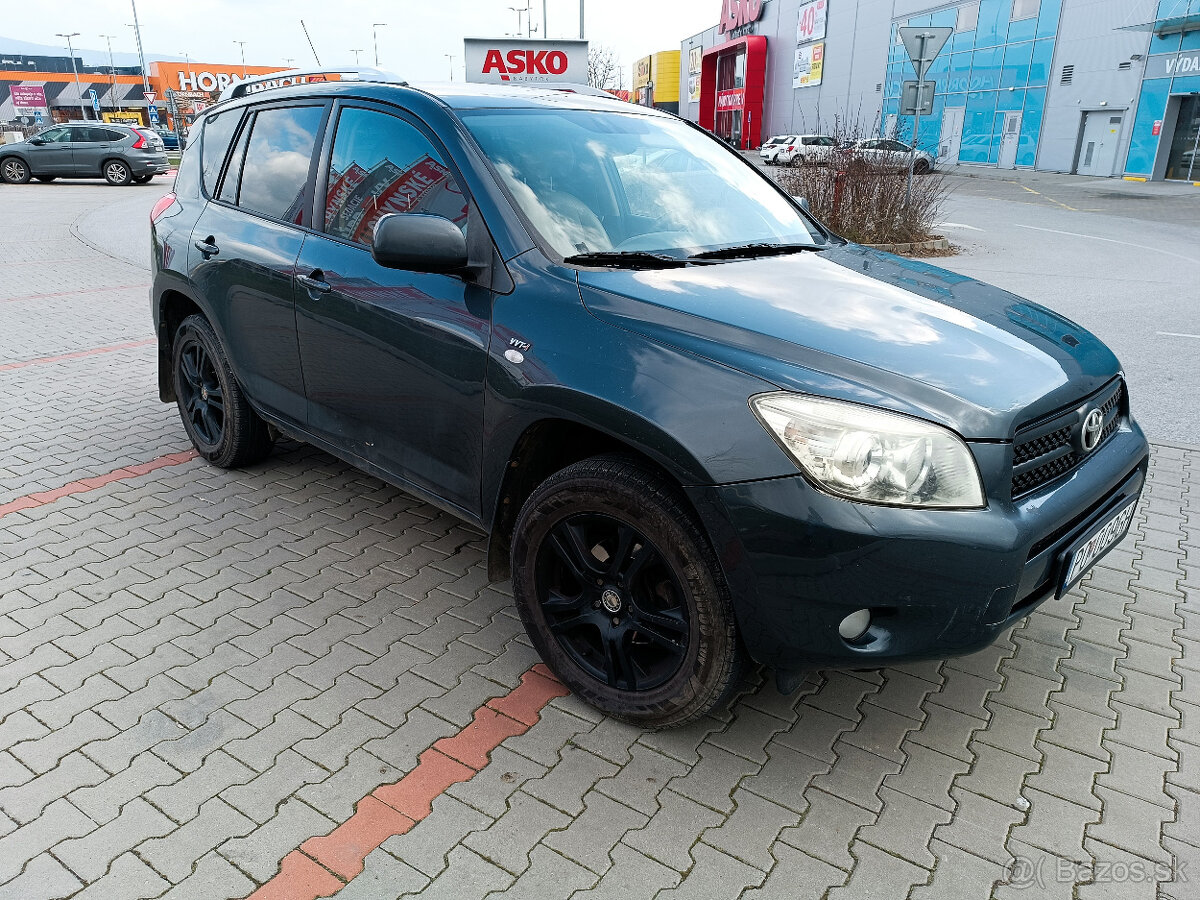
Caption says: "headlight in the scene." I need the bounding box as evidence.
[751,393,985,508]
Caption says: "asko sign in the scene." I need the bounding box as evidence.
[464,39,588,84]
[719,0,764,34]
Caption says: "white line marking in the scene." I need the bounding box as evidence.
[939,222,984,231]
[1014,224,1199,264]
[1158,332,1200,339]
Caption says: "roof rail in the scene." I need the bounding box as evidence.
[218,67,406,103]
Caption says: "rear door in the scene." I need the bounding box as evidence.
[69,126,118,176]
[23,126,74,175]
[294,101,489,513]
[187,101,329,426]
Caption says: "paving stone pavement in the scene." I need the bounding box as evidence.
[0,182,1196,899]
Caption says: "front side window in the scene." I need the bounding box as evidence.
[37,127,72,143]
[324,107,468,247]
[462,108,820,258]
[237,105,325,224]
[200,110,240,197]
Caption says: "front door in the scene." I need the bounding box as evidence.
[23,126,74,175]
[1077,111,1123,176]
[1164,95,1200,182]
[939,106,965,166]
[188,103,328,426]
[997,111,1022,169]
[295,103,489,515]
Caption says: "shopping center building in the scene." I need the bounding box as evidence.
[1,54,286,132]
[681,0,1200,181]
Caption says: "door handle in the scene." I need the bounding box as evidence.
[298,270,331,294]
[193,237,219,257]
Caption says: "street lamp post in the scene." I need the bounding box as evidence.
[56,33,87,120]
[580,0,585,39]
[128,1,153,110]
[444,54,456,81]
[372,24,386,67]
[234,41,248,78]
[284,57,295,68]
[100,34,119,114]
[350,49,363,65]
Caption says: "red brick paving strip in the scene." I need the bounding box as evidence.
[247,665,570,900]
[0,338,157,372]
[0,450,198,520]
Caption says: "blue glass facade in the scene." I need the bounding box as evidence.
[882,0,1063,167]
[1127,1,1200,177]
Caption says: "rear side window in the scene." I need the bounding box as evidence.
[237,105,325,224]
[324,106,468,247]
[200,111,240,197]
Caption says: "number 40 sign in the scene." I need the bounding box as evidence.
[796,0,828,45]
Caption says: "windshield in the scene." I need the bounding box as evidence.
[460,109,820,258]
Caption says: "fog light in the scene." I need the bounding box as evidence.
[838,609,872,642]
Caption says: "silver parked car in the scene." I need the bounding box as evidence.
[843,138,937,174]
[0,122,170,186]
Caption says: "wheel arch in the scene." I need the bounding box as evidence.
[155,281,222,402]
[101,156,130,180]
[484,413,709,582]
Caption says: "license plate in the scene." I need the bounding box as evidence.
[1058,498,1139,596]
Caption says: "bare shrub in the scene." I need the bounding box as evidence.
[774,117,951,246]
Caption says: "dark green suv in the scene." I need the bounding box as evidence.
[149,70,1148,726]
[1,122,169,185]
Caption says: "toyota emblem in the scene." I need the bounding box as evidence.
[1080,409,1105,452]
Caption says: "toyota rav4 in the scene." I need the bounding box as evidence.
[150,70,1149,726]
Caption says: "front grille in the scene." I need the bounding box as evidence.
[1010,380,1125,499]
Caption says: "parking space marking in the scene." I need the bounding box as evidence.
[1013,224,1200,264]
[0,449,197,519]
[0,338,155,372]
[1009,181,1079,212]
[1157,331,1200,339]
[245,666,569,899]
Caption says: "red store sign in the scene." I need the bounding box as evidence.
[719,0,764,34]
[716,89,746,110]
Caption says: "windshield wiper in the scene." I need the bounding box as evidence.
[688,242,825,261]
[561,250,689,269]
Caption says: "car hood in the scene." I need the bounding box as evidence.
[577,244,1121,440]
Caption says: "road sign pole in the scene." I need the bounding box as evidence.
[905,33,928,208]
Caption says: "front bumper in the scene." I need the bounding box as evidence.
[687,421,1149,673]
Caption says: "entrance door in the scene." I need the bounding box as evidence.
[939,106,965,166]
[1164,95,1200,182]
[997,111,1022,169]
[1076,112,1123,176]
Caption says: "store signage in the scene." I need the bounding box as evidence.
[1152,120,1162,136]
[464,38,587,84]
[688,46,702,103]
[11,85,48,109]
[719,0,764,35]
[793,42,825,88]
[1144,50,1200,80]
[716,88,746,110]
[796,0,828,44]
[177,70,244,92]
[634,57,652,90]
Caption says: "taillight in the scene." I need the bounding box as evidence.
[131,128,148,149]
[786,145,795,152]
[150,192,177,223]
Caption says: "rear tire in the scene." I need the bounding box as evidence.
[511,455,745,727]
[103,159,131,186]
[790,154,806,168]
[1,158,30,184]
[172,315,274,468]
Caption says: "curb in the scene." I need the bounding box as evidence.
[865,237,950,253]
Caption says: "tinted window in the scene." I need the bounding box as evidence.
[200,110,241,197]
[325,107,468,247]
[99,128,128,142]
[238,105,324,224]
[37,127,72,143]
[69,127,98,143]
[219,120,252,205]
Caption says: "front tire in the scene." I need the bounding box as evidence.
[1,158,31,184]
[511,455,744,727]
[790,154,806,168]
[914,159,931,175]
[103,159,131,185]
[172,315,274,468]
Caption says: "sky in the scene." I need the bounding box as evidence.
[6,0,720,86]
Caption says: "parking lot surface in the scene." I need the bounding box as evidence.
[1,182,1197,899]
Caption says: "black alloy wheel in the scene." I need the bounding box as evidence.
[171,315,274,468]
[176,336,225,451]
[511,455,744,727]
[537,512,690,693]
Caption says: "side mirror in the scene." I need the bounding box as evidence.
[28,137,47,146]
[371,214,469,275]
[793,196,811,212]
